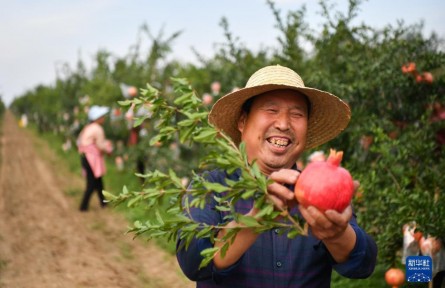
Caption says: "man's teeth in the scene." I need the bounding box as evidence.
[269,138,289,147]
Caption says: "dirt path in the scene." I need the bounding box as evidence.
[0,111,195,288]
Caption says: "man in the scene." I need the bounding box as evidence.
[177,65,377,287]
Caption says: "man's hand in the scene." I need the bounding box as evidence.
[298,180,360,240]
[299,204,356,263]
[298,205,352,241]
[297,180,360,263]
[266,169,300,211]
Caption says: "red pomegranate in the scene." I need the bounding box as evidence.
[401,62,416,74]
[416,72,434,84]
[421,72,434,84]
[385,268,405,288]
[294,149,354,212]
[128,86,138,97]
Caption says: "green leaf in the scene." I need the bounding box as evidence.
[159,126,177,134]
[179,124,196,143]
[193,129,218,142]
[189,112,209,120]
[173,92,194,105]
[200,247,218,257]
[102,190,117,201]
[127,195,142,207]
[177,118,196,127]
[238,189,253,199]
[149,134,163,146]
[215,205,232,212]
[117,100,133,106]
[220,242,230,258]
[237,215,260,227]
[155,209,165,225]
[133,116,148,127]
[133,220,143,229]
[196,226,213,238]
[203,182,228,193]
[169,169,182,187]
[287,228,301,239]
[171,77,190,87]
[142,83,159,96]
[215,158,231,166]
[254,203,274,219]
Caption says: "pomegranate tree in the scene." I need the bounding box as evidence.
[295,149,354,212]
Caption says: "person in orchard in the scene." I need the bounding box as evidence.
[77,105,113,211]
[176,65,377,287]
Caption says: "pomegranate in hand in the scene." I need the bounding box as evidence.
[295,149,354,212]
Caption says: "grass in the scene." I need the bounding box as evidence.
[332,265,387,288]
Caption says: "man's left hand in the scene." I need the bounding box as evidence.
[298,204,352,241]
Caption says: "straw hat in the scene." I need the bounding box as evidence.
[208,65,351,150]
[88,105,110,121]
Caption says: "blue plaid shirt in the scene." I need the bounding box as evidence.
[177,168,377,288]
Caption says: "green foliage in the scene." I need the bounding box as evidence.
[8,0,445,285]
[351,116,445,266]
[0,97,5,116]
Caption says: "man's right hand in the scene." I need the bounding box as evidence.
[266,169,300,211]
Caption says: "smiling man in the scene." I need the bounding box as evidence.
[176,65,377,287]
[237,89,308,175]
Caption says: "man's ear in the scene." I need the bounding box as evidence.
[237,112,247,133]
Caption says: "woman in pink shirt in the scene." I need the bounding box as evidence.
[77,106,113,211]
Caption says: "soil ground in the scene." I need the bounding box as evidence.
[0,111,195,288]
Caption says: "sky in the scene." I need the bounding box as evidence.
[1,0,444,107]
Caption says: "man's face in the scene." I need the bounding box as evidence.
[237,89,308,175]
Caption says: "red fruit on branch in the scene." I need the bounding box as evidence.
[294,149,354,212]
[385,268,405,288]
[416,72,434,84]
[401,62,416,74]
[422,72,434,84]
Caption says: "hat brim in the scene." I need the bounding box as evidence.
[89,107,110,121]
[208,84,351,150]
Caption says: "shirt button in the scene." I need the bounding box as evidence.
[276,261,282,268]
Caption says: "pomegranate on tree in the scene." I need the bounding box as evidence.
[385,268,405,288]
[418,72,434,84]
[401,62,416,74]
[294,149,354,212]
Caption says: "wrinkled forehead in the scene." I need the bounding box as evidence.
[241,89,311,114]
